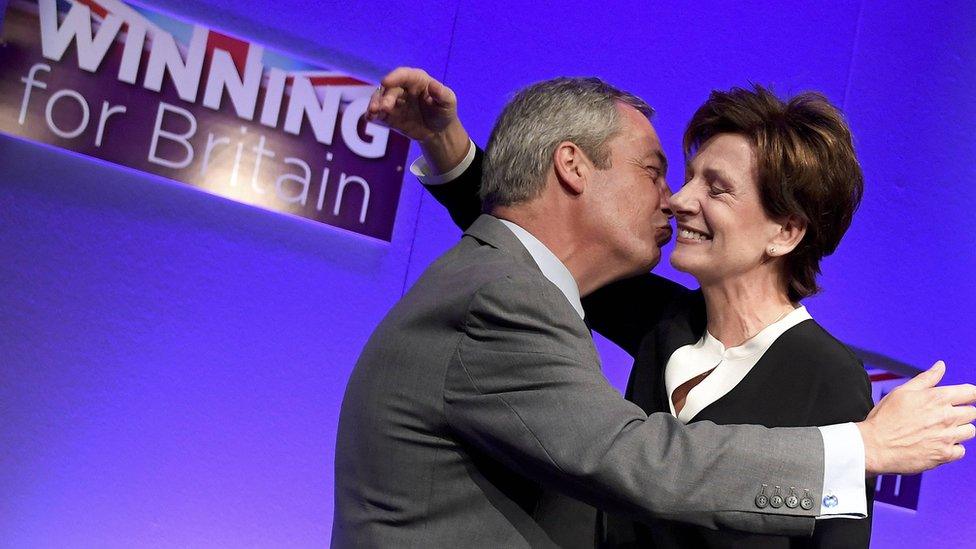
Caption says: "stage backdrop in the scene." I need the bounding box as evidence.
[1,0,973,547]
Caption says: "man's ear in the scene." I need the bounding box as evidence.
[767,214,807,257]
[552,141,590,195]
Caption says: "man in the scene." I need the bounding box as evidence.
[332,71,976,548]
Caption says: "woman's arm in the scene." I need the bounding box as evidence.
[424,147,485,232]
[582,274,697,357]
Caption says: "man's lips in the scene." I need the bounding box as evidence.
[655,225,673,246]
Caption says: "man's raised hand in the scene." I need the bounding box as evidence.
[858,361,976,475]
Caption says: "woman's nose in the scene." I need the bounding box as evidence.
[668,186,697,217]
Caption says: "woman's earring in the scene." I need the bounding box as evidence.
[768,246,777,255]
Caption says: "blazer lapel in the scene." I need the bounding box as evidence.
[463,214,539,270]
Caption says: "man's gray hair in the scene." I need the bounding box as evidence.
[480,77,654,211]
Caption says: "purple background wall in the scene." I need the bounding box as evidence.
[1,0,973,546]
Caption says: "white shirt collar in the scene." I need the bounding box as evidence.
[665,306,812,423]
[700,306,813,361]
[496,218,585,320]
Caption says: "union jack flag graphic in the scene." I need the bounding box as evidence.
[51,0,374,103]
[854,348,924,511]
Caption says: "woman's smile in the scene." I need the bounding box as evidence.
[676,224,712,244]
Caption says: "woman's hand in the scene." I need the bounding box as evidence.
[367,67,471,174]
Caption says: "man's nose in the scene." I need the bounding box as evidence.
[661,198,674,219]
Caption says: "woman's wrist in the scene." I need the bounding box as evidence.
[419,121,471,176]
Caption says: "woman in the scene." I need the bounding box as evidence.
[419,85,874,547]
[591,86,874,548]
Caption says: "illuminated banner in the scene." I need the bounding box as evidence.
[0,0,410,241]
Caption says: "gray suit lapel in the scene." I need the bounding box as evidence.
[464,214,540,272]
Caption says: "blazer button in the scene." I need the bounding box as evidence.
[769,495,784,508]
[800,490,815,511]
[755,494,769,509]
[755,484,770,509]
[785,487,799,509]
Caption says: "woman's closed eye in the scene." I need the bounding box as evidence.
[707,185,730,197]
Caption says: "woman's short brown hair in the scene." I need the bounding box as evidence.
[683,85,864,301]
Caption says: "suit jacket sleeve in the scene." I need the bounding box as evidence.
[443,274,827,536]
[423,147,692,357]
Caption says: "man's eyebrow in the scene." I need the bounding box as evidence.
[635,150,668,176]
[653,151,668,176]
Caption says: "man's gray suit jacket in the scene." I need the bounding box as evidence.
[332,215,827,548]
